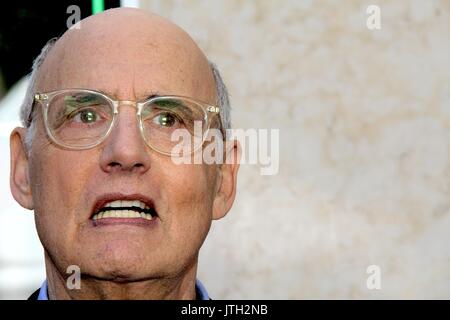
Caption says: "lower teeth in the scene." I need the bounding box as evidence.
[93,209,153,220]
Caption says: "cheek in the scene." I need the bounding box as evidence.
[165,164,215,210]
[32,150,91,207]
[162,163,216,242]
[30,146,96,250]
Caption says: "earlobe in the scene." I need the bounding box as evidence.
[10,127,34,210]
[212,140,240,220]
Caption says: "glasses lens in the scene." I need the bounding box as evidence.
[46,91,113,148]
[141,97,206,155]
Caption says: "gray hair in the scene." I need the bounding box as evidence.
[20,38,232,151]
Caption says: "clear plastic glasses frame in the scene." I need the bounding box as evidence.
[32,89,221,156]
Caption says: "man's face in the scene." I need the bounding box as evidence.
[12,11,236,282]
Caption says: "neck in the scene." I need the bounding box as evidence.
[44,253,198,300]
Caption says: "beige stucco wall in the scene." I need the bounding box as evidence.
[137,0,450,298]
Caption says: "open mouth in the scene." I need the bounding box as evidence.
[91,199,158,221]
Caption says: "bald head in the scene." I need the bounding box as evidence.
[35,8,216,104]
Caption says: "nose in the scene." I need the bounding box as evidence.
[99,105,151,174]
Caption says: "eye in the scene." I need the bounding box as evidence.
[73,108,99,124]
[153,112,180,127]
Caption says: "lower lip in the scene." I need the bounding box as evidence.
[91,217,158,228]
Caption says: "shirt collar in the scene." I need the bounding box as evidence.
[37,280,48,300]
[37,279,209,300]
[195,279,209,300]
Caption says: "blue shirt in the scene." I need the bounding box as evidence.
[37,279,209,300]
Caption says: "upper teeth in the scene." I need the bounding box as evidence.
[92,199,153,221]
[104,200,148,209]
[93,210,153,220]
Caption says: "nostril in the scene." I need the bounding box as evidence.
[109,161,121,168]
[100,132,151,173]
[106,161,146,173]
[133,163,147,173]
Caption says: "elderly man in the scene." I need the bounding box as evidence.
[9,8,239,300]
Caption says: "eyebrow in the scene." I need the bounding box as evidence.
[142,93,161,102]
[86,90,195,117]
[94,89,161,102]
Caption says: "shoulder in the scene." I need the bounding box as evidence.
[28,288,40,300]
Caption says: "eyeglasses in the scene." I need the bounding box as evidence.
[32,89,221,156]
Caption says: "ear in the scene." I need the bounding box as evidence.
[10,127,34,210]
[212,139,240,220]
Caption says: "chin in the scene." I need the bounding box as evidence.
[96,265,154,282]
[78,242,162,280]
[86,256,163,282]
